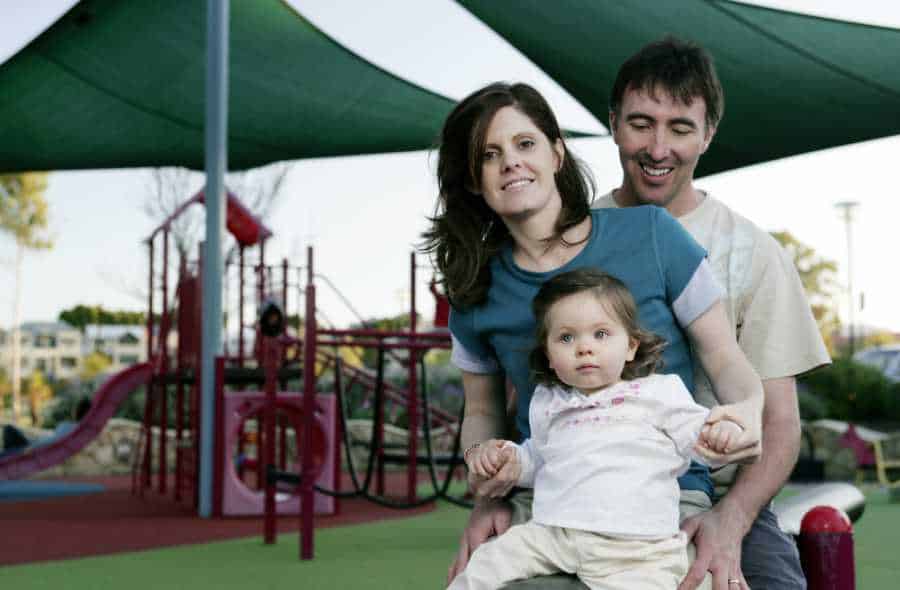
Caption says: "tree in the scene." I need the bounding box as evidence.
[771,231,840,354]
[144,164,290,262]
[25,369,53,427]
[80,351,112,382]
[59,304,145,331]
[0,172,53,424]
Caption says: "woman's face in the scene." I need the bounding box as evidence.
[477,106,564,223]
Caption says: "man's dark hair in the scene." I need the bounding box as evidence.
[610,36,724,131]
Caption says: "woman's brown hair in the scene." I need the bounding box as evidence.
[421,82,594,308]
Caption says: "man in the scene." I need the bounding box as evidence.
[595,37,830,590]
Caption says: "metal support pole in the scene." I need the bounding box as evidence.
[835,201,859,357]
[199,0,229,519]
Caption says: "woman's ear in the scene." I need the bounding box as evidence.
[553,138,565,172]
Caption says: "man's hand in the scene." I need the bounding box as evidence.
[679,500,753,590]
[447,498,513,584]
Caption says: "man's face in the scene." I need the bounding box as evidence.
[610,85,715,215]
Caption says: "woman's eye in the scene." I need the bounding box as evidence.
[519,138,535,149]
[484,150,498,161]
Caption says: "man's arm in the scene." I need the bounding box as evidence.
[685,300,764,456]
[719,376,800,528]
[679,377,800,590]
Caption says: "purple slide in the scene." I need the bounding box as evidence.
[0,362,152,481]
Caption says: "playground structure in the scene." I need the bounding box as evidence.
[136,189,458,558]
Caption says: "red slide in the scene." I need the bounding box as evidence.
[0,362,152,481]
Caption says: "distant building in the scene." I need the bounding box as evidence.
[83,324,147,372]
[0,321,82,381]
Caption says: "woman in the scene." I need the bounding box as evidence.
[422,82,762,588]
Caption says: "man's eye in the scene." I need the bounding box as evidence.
[672,126,693,136]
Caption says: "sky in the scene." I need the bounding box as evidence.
[2,0,899,337]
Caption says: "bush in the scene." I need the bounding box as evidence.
[799,358,899,423]
[797,388,827,421]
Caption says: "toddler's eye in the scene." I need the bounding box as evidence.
[559,333,573,343]
[594,330,608,339]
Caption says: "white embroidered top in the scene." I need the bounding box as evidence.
[513,374,712,539]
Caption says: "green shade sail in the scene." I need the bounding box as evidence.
[460,0,900,176]
[0,0,457,172]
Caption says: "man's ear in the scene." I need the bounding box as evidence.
[608,110,620,143]
[701,124,717,154]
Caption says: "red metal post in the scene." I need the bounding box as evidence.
[159,229,170,495]
[406,252,419,503]
[300,246,316,559]
[238,246,245,367]
[147,239,155,367]
[799,506,856,589]
[212,356,225,517]
[263,335,280,544]
[175,374,184,502]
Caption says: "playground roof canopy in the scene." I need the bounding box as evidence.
[0,0,457,172]
[459,0,900,176]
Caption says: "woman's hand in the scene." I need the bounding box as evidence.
[467,440,521,499]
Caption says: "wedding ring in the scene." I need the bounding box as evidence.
[728,580,740,586]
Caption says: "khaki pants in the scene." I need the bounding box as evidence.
[448,521,688,590]
[498,489,713,590]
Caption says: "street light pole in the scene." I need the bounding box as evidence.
[834,201,859,357]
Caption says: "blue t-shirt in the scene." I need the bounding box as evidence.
[451,206,717,497]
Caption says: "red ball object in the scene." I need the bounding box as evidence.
[801,506,853,534]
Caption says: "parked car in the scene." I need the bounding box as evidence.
[853,345,900,382]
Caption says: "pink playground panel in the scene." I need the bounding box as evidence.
[221,392,337,516]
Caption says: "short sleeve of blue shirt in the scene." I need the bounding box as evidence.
[651,207,708,303]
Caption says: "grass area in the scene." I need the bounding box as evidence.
[4,485,898,589]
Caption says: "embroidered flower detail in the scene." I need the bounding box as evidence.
[611,396,625,405]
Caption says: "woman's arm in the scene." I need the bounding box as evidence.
[461,371,514,497]
[686,300,763,462]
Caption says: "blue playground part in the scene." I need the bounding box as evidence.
[0,480,105,502]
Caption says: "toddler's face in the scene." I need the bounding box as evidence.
[544,291,638,394]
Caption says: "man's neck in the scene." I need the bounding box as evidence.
[612,185,705,218]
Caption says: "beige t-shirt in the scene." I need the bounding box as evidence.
[595,191,831,489]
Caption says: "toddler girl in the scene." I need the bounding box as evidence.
[449,269,759,590]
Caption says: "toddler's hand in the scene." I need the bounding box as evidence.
[699,419,743,454]
[465,439,512,478]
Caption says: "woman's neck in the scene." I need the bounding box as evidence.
[507,212,592,273]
